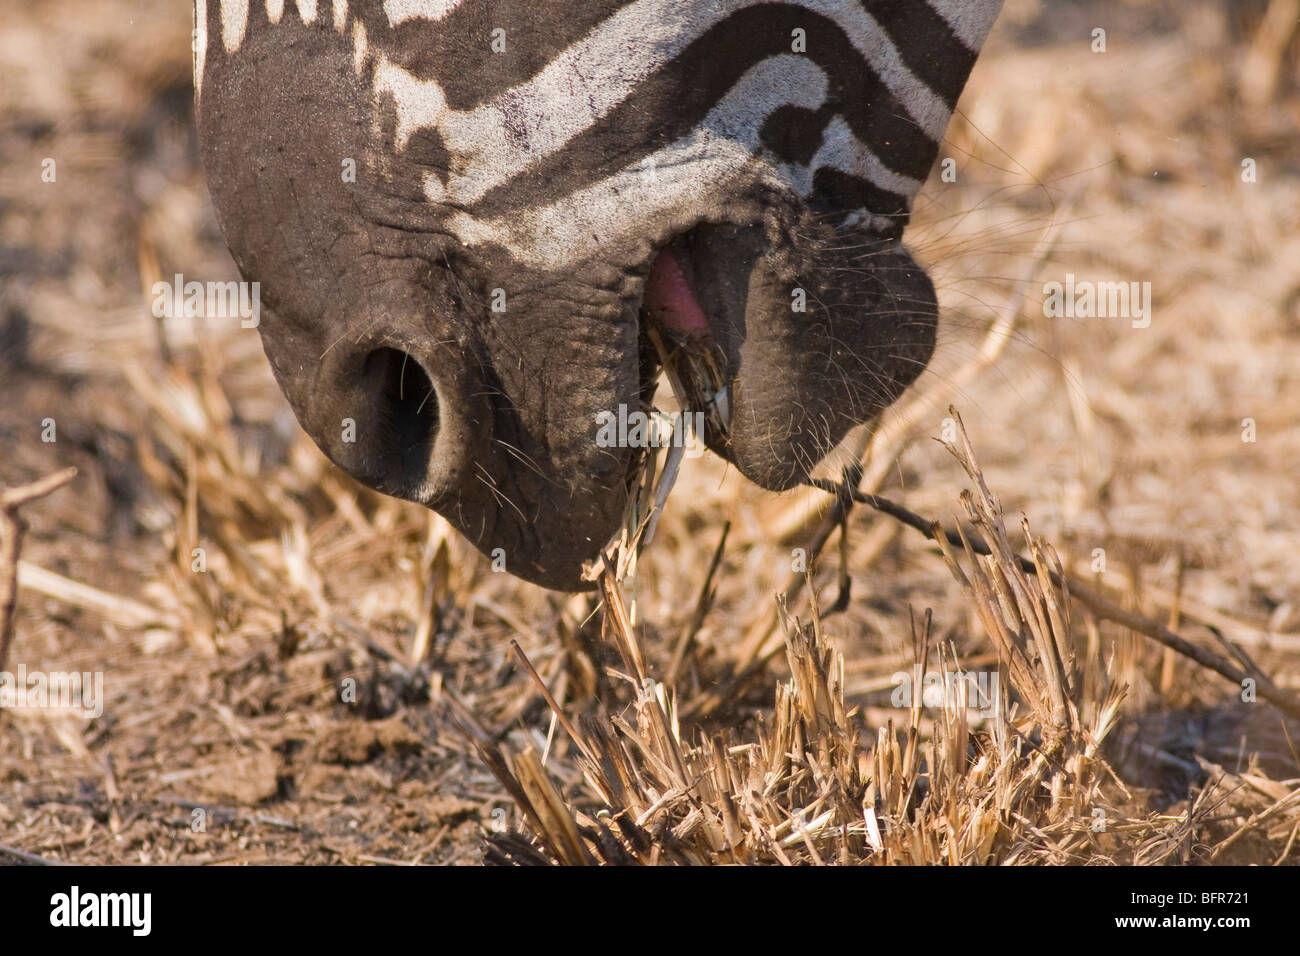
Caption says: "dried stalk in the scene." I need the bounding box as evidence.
[802,408,1300,723]
[0,467,78,673]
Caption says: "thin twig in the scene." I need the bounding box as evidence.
[801,470,1300,722]
[0,467,78,673]
[0,842,64,866]
[666,521,730,684]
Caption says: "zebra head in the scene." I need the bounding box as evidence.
[194,0,1002,589]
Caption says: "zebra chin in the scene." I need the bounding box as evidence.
[640,220,939,493]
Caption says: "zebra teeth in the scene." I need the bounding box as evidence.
[637,228,740,457]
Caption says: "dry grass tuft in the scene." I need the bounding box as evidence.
[477,418,1297,865]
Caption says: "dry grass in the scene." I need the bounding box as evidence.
[1,0,1298,865]
[478,416,1299,865]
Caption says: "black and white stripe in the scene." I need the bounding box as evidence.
[196,0,1001,267]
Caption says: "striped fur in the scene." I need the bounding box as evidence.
[197,0,998,262]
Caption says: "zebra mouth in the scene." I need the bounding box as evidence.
[637,228,742,450]
[642,239,712,342]
[639,225,753,365]
[633,223,939,492]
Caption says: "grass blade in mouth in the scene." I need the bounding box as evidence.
[585,327,731,588]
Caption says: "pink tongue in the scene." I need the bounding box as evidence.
[643,247,710,337]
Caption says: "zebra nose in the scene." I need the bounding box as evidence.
[314,344,463,505]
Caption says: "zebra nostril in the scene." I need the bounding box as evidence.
[321,346,445,502]
[363,347,440,484]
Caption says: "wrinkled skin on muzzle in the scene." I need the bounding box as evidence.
[194,3,975,590]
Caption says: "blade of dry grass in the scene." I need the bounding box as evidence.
[0,467,78,672]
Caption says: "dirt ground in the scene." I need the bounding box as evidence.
[1,0,1298,865]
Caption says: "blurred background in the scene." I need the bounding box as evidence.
[1,0,1298,863]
